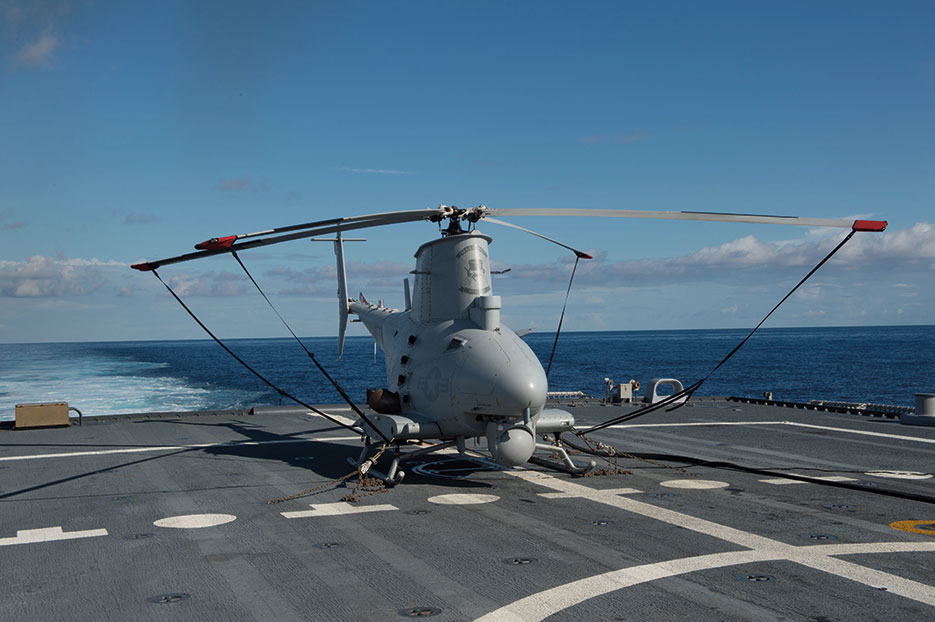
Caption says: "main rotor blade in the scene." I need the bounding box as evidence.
[478,207,886,231]
[131,208,449,271]
[483,217,592,259]
[193,207,452,249]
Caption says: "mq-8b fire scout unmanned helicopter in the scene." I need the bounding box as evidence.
[132,205,887,484]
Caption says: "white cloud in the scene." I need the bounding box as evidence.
[15,29,58,67]
[264,260,412,296]
[2,223,929,337]
[167,271,246,297]
[338,166,414,175]
[217,178,251,192]
[495,221,935,293]
[347,260,412,279]
[125,212,161,225]
[62,258,124,267]
[0,255,121,297]
[794,285,822,301]
[0,209,28,231]
[837,221,935,264]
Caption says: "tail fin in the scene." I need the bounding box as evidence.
[334,231,349,358]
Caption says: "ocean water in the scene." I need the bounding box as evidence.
[1,326,932,421]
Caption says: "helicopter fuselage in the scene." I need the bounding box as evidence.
[347,231,573,466]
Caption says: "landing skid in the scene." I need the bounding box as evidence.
[349,436,595,486]
[348,439,457,487]
[529,440,597,476]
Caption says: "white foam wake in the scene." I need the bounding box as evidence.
[0,352,259,421]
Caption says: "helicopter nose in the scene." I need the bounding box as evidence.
[494,362,547,415]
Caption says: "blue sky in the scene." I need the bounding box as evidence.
[1,1,933,343]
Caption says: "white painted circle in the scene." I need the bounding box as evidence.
[154,513,237,529]
[865,470,933,480]
[426,493,500,505]
[659,479,730,490]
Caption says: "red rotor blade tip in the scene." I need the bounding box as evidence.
[194,235,237,250]
[852,220,888,232]
[131,262,154,271]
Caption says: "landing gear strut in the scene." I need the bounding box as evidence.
[530,435,596,476]
[348,439,458,486]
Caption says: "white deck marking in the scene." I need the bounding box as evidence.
[476,542,935,622]
[280,502,397,518]
[759,475,858,485]
[612,420,935,445]
[660,479,729,489]
[0,526,108,546]
[610,421,787,428]
[865,470,932,480]
[783,421,935,445]
[0,436,360,462]
[475,470,935,621]
[154,513,237,529]
[306,411,358,427]
[512,471,777,548]
[427,493,500,505]
[539,487,642,499]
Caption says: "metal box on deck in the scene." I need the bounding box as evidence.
[15,402,70,429]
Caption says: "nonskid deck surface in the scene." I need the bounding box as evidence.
[2,399,934,621]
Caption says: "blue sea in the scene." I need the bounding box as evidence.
[1,326,933,421]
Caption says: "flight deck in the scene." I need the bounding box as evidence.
[2,398,934,621]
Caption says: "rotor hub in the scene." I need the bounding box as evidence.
[432,205,487,237]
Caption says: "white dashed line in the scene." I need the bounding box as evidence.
[427,493,500,505]
[154,514,237,529]
[660,479,729,490]
[0,526,109,546]
[759,475,858,485]
[280,502,398,518]
[0,437,360,462]
[539,487,642,499]
[865,470,933,480]
[306,411,358,427]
